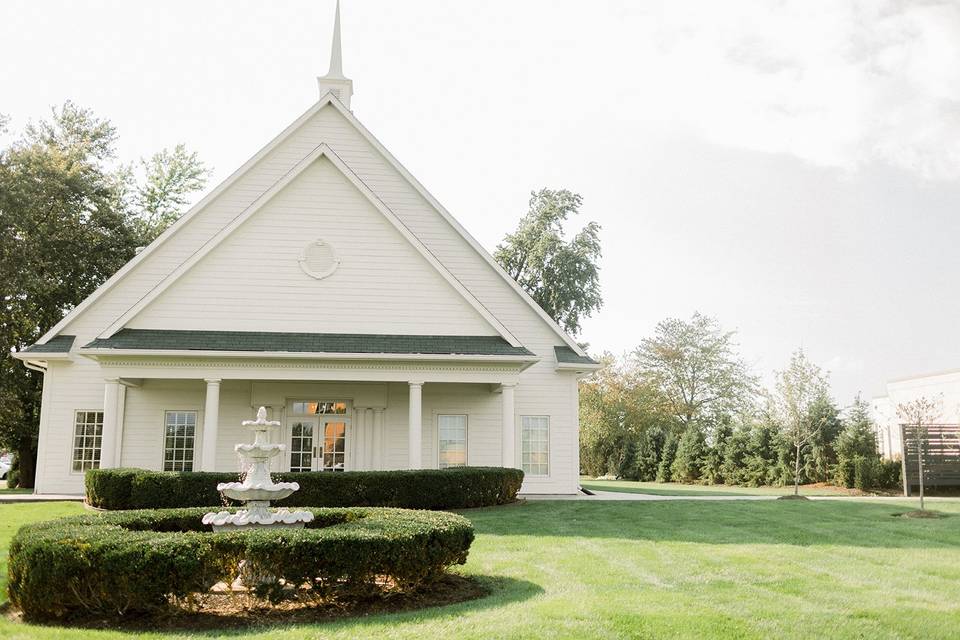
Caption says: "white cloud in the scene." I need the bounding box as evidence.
[630,0,960,180]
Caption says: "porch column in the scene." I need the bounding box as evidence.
[408,381,423,469]
[100,378,121,468]
[201,378,221,471]
[372,408,385,469]
[501,383,517,468]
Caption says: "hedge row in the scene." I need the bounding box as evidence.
[86,466,524,510]
[8,506,474,620]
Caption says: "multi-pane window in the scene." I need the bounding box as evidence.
[438,415,467,468]
[521,416,549,476]
[163,411,196,472]
[72,411,103,472]
[291,401,346,415]
[290,420,315,472]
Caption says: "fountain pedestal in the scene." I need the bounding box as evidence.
[202,407,314,531]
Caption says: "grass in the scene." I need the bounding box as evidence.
[2,499,960,638]
[0,480,31,494]
[580,477,869,497]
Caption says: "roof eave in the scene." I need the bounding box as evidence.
[78,348,539,365]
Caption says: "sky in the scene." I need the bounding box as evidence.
[2,0,959,403]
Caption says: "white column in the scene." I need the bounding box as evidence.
[352,407,366,471]
[114,384,127,465]
[372,408,385,469]
[201,379,221,471]
[364,408,374,468]
[408,382,423,469]
[100,379,120,468]
[501,383,517,468]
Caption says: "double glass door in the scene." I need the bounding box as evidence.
[289,416,347,472]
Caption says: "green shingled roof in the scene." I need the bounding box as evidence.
[554,346,600,366]
[84,329,535,357]
[22,335,75,353]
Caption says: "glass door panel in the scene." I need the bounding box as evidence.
[322,420,346,471]
[289,417,318,472]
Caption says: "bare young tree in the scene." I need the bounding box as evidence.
[772,349,830,496]
[896,395,942,511]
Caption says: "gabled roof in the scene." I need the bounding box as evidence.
[97,143,519,346]
[83,329,534,358]
[36,93,588,357]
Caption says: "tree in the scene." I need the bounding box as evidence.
[0,103,209,487]
[896,395,942,511]
[126,144,211,244]
[579,353,672,478]
[633,313,758,430]
[494,189,601,335]
[771,349,830,496]
[671,423,707,483]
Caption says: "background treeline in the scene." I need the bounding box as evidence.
[580,314,901,492]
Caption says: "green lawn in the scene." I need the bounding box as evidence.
[2,499,960,638]
[581,477,868,497]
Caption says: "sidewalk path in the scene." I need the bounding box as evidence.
[523,490,776,501]
[0,493,83,503]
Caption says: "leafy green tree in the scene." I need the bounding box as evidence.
[671,423,707,483]
[124,144,210,244]
[656,431,678,483]
[702,419,733,484]
[634,313,758,429]
[836,395,878,461]
[803,395,842,484]
[579,353,671,477]
[495,188,601,335]
[771,349,831,496]
[0,103,136,486]
[0,103,209,487]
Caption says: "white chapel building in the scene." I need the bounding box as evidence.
[15,4,600,495]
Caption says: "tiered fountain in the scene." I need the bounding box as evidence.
[202,406,314,531]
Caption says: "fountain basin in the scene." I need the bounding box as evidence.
[235,443,285,456]
[218,481,300,503]
[201,505,314,531]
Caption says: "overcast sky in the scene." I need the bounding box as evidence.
[3,0,960,402]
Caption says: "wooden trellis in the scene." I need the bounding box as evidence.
[900,423,960,496]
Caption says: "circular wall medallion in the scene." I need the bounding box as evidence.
[298,239,341,280]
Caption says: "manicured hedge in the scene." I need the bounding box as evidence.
[85,466,524,511]
[8,506,474,620]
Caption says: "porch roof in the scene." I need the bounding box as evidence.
[554,346,600,366]
[82,329,535,357]
[22,334,76,354]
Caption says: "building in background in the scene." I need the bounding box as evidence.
[871,370,960,459]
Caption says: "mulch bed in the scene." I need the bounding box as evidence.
[896,510,945,519]
[3,574,488,632]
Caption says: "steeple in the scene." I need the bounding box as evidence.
[317,0,354,108]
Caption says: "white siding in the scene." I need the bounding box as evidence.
[127,158,496,336]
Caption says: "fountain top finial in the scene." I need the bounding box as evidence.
[242,405,281,429]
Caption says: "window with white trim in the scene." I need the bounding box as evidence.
[521,416,549,476]
[163,411,197,472]
[72,411,104,472]
[438,414,467,469]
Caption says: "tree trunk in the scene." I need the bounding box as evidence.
[917,425,925,511]
[15,436,37,489]
[794,442,801,496]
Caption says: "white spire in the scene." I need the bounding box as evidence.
[317,0,354,108]
[327,0,344,78]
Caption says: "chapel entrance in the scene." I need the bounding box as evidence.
[287,401,349,472]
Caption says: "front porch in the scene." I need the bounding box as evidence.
[98,374,521,476]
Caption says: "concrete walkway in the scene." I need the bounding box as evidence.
[524,490,947,502]
[0,493,83,503]
[523,490,776,501]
